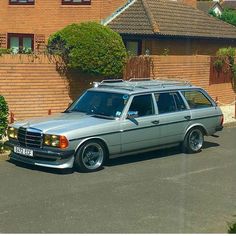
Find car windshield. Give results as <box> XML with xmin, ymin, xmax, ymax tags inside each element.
<box><xmin>66</xmin><ymin>91</ymin><xmax>129</xmax><ymax>119</ymax></box>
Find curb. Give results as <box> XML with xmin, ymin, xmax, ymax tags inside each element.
<box><xmin>224</xmin><ymin>121</ymin><xmax>236</xmax><ymax>128</ymax></box>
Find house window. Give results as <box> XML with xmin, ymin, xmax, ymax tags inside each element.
<box><xmin>8</xmin><ymin>33</ymin><xmax>34</xmax><ymax>54</ymax></box>
<box><xmin>61</xmin><ymin>0</ymin><xmax>91</xmax><ymax>5</ymax></box>
<box><xmin>125</xmin><ymin>41</ymin><xmax>142</xmax><ymax>56</ymax></box>
<box><xmin>9</xmin><ymin>0</ymin><xmax>35</xmax><ymax>5</ymax></box>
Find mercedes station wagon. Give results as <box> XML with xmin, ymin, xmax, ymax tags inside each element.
<box><xmin>6</xmin><ymin>79</ymin><xmax>224</xmax><ymax>172</ymax></box>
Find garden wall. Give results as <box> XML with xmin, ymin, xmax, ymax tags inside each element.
<box><xmin>151</xmin><ymin>55</ymin><xmax>235</xmax><ymax>105</ymax></box>
<box><xmin>0</xmin><ymin>55</ymin><xmax>99</xmax><ymax>121</ymax></box>
<box><xmin>0</xmin><ymin>54</ymin><xmax>235</xmax><ymax>121</ymax></box>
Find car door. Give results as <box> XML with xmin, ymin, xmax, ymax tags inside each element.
<box><xmin>121</xmin><ymin>94</ymin><xmax>161</xmax><ymax>153</ymax></box>
<box><xmin>155</xmin><ymin>91</ymin><xmax>191</xmax><ymax>145</ymax></box>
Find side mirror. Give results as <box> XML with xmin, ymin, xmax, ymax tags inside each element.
<box><xmin>127</xmin><ymin>111</ymin><xmax>138</xmax><ymax>119</ymax></box>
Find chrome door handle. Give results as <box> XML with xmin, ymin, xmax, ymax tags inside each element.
<box><xmin>184</xmin><ymin>116</ymin><xmax>191</xmax><ymax>120</ymax></box>
<box><xmin>151</xmin><ymin>120</ymin><xmax>160</xmax><ymax>125</ymax></box>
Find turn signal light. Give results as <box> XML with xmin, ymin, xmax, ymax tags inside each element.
<box><xmin>59</xmin><ymin>136</ymin><xmax>69</xmax><ymax>149</ymax></box>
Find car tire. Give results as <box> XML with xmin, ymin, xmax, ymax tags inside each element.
<box><xmin>74</xmin><ymin>140</ymin><xmax>107</xmax><ymax>172</ymax></box>
<box><xmin>182</xmin><ymin>127</ymin><xmax>204</xmax><ymax>154</ymax></box>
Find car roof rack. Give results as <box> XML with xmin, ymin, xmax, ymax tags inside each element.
<box><xmin>93</xmin><ymin>78</ymin><xmax>192</xmax><ymax>90</ymax></box>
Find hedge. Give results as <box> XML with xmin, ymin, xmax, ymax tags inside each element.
<box><xmin>0</xmin><ymin>95</ymin><xmax>9</xmax><ymax>138</ymax></box>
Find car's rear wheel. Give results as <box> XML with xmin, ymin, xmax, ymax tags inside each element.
<box><xmin>182</xmin><ymin>127</ymin><xmax>204</xmax><ymax>153</ymax></box>
<box><xmin>74</xmin><ymin>140</ymin><xmax>107</xmax><ymax>172</ymax></box>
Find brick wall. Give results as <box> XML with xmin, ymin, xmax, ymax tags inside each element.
<box><xmin>1</xmin><ymin>54</ymin><xmax>235</xmax><ymax>121</ymax></box>
<box><xmin>151</xmin><ymin>55</ymin><xmax>236</xmax><ymax>105</ymax></box>
<box><xmin>0</xmin><ymin>55</ymin><xmax>100</xmax><ymax>121</ymax></box>
<box><xmin>0</xmin><ymin>0</ymin><xmax>126</xmax><ymax>48</ymax></box>
<box><xmin>100</xmin><ymin>0</ymin><xmax>127</xmax><ymax>20</ymax></box>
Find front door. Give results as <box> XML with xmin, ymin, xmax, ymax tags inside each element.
<box><xmin>121</xmin><ymin>94</ymin><xmax>160</xmax><ymax>153</ymax></box>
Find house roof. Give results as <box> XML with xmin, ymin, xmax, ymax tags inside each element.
<box><xmin>197</xmin><ymin>1</ymin><xmax>222</xmax><ymax>14</ymax></box>
<box><xmin>107</xmin><ymin>0</ymin><xmax>236</xmax><ymax>39</ymax></box>
<box><xmin>221</xmin><ymin>1</ymin><xmax>236</xmax><ymax>10</ymax></box>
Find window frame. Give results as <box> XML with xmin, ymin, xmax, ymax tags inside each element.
<box><xmin>180</xmin><ymin>89</ymin><xmax>214</xmax><ymax>110</ymax></box>
<box><xmin>7</xmin><ymin>33</ymin><xmax>34</xmax><ymax>53</ymax></box>
<box><xmin>9</xmin><ymin>0</ymin><xmax>35</xmax><ymax>5</ymax></box>
<box><xmin>124</xmin><ymin>40</ymin><xmax>142</xmax><ymax>56</ymax></box>
<box><xmin>155</xmin><ymin>91</ymin><xmax>187</xmax><ymax>114</ymax></box>
<box><xmin>128</xmin><ymin>94</ymin><xmax>155</xmax><ymax>118</ymax></box>
<box><xmin>61</xmin><ymin>0</ymin><xmax>91</xmax><ymax>5</ymax></box>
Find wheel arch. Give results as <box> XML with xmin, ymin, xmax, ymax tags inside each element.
<box><xmin>74</xmin><ymin>137</ymin><xmax>110</xmax><ymax>158</ymax></box>
<box><xmin>185</xmin><ymin>123</ymin><xmax>208</xmax><ymax>138</ymax></box>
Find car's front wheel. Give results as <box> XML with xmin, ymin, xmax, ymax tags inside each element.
<box><xmin>182</xmin><ymin>127</ymin><xmax>204</xmax><ymax>153</ymax></box>
<box><xmin>74</xmin><ymin>140</ymin><xmax>107</xmax><ymax>172</ymax></box>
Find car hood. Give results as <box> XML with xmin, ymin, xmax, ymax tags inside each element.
<box><xmin>13</xmin><ymin>113</ymin><xmax>115</xmax><ymax>134</ymax></box>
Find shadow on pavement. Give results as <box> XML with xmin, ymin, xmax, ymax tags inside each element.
<box><xmin>202</xmin><ymin>141</ymin><xmax>220</xmax><ymax>149</ymax></box>
<box><xmin>7</xmin><ymin>159</ymin><xmax>74</xmax><ymax>175</ymax></box>
<box><xmin>106</xmin><ymin>146</ymin><xmax>181</xmax><ymax>167</ymax></box>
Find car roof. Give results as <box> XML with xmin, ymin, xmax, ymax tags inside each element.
<box><xmin>89</xmin><ymin>78</ymin><xmax>199</xmax><ymax>95</ymax></box>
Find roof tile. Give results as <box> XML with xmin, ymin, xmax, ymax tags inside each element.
<box><xmin>108</xmin><ymin>0</ymin><xmax>236</xmax><ymax>39</ymax></box>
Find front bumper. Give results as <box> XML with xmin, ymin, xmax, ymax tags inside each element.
<box><xmin>5</xmin><ymin>141</ymin><xmax>75</xmax><ymax>169</ymax></box>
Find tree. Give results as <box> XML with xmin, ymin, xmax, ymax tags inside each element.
<box><xmin>209</xmin><ymin>8</ymin><xmax>236</xmax><ymax>26</ymax></box>
<box><xmin>48</xmin><ymin>22</ymin><xmax>127</xmax><ymax>78</ymax></box>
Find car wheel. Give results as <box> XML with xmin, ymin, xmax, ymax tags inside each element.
<box><xmin>74</xmin><ymin>140</ymin><xmax>107</xmax><ymax>172</ymax></box>
<box><xmin>182</xmin><ymin>128</ymin><xmax>204</xmax><ymax>153</ymax></box>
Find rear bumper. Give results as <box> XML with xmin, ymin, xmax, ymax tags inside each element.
<box><xmin>5</xmin><ymin>141</ymin><xmax>75</xmax><ymax>169</ymax></box>
<box><xmin>215</xmin><ymin>125</ymin><xmax>223</xmax><ymax>132</ymax></box>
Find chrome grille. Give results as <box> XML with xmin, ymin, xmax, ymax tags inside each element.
<box><xmin>18</xmin><ymin>127</ymin><xmax>43</xmax><ymax>148</ymax></box>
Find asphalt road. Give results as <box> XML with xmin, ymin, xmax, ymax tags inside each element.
<box><xmin>0</xmin><ymin>127</ymin><xmax>236</xmax><ymax>233</ymax></box>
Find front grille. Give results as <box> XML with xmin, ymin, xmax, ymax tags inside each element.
<box><xmin>18</xmin><ymin>127</ymin><xmax>43</xmax><ymax>148</ymax></box>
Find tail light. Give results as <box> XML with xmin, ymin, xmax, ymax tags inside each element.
<box><xmin>220</xmin><ymin>115</ymin><xmax>224</xmax><ymax>126</ymax></box>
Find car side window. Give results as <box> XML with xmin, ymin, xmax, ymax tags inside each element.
<box><xmin>181</xmin><ymin>90</ymin><xmax>213</xmax><ymax>109</ymax></box>
<box><xmin>128</xmin><ymin>94</ymin><xmax>154</xmax><ymax>117</ymax></box>
<box><xmin>155</xmin><ymin>92</ymin><xmax>186</xmax><ymax>114</ymax></box>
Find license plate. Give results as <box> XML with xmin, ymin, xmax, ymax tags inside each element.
<box><xmin>14</xmin><ymin>146</ymin><xmax>34</xmax><ymax>157</ymax></box>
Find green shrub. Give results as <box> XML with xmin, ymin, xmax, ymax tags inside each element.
<box><xmin>216</xmin><ymin>47</ymin><xmax>235</xmax><ymax>65</ymax></box>
<box><xmin>0</xmin><ymin>48</ymin><xmax>11</xmax><ymax>56</ymax></box>
<box><xmin>228</xmin><ymin>222</ymin><xmax>236</xmax><ymax>233</ymax></box>
<box><xmin>0</xmin><ymin>95</ymin><xmax>9</xmax><ymax>138</ymax></box>
<box><xmin>210</xmin><ymin>8</ymin><xmax>236</xmax><ymax>26</ymax></box>
<box><xmin>220</xmin><ymin>9</ymin><xmax>236</xmax><ymax>27</ymax></box>
<box><xmin>47</xmin><ymin>22</ymin><xmax>127</xmax><ymax>78</ymax></box>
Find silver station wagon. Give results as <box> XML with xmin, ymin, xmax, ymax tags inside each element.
<box><xmin>6</xmin><ymin>79</ymin><xmax>224</xmax><ymax>172</ymax></box>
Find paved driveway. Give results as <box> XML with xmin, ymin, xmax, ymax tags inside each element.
<box><xmin>0</xmin><ymin>127</ymin><xmax>236</xmax><ymax>233</ymax></box>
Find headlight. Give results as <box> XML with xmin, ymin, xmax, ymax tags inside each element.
<box><xmin>8</xmin><ymin>127</ymin><xmax>18</xmax><ymax>139</ymax></box>
<box><xmin>43</xmin><ymin>134</ymin><xmax>69</xmax><ymax>149</ymax></box>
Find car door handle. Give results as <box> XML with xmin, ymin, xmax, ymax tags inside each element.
<box><xmin>184</xmin><ymin>116</ymin><xmax>191</xmax><ymax>120</ymax></box>
<box><xmin>151</xmin><ymin>120</ymin><xmax>160</xmax><ymax>125</ymax></box>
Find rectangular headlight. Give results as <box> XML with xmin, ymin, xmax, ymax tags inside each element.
<box><xmin>43</xmin><ymin>134</ymin><xmax>69</xmax><ymax>149</ymax></box>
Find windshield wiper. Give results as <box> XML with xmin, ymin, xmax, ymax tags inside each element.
<box><xmin>63</xmin><ymin>110</ymin><xmax>86</xmax><ymax>114</ymax></box>
<box><xmin>91</xmin><ymin>113</ymin><xmax>115</xmax><ymax>120</ymax></box>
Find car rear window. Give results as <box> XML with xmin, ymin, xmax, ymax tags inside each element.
<box><xmin>181</xmin><ymin>90</ymin><xmax>213</xmax><ymax>109</ymax></box>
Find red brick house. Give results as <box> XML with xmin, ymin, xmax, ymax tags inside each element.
<box><xmin>106</xmin><ymin>0</ymin><xmax>236</xmax><ymax>55</ymax></box>
<box><xmin>0</xmin><ymin>0</ymin><xmax>127</xmax><ymax>53</ymax></box>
